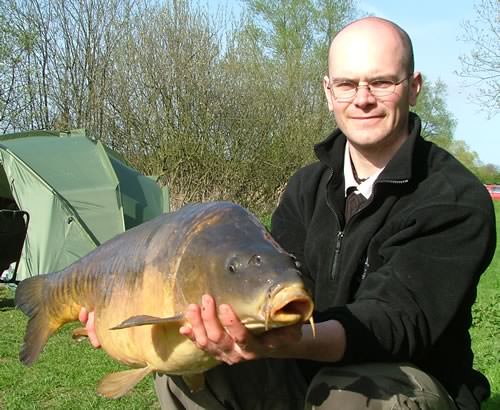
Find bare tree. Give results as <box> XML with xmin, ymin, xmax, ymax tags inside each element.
<box><xmin>50</xmin><ymin>0</ymin><xmax>136</xmax><ymax>134</ymax></box>
<box><xmin>0</xmin><ymin>0</ymin><xmax>136</xmax><ymax>132</ymax></box>
<box><xmin>1</xmin><ymin>0</ymin><xmax>52</xmax><ymax>130</ymax></box>
<box><xmin>0</xmin><ymin>11</ymin><xmax>21</xmax><ymax>130</ymax></box>
<box><xmin>3</xmin><ymin>0</ymin><xmax>484</xmax><ymax>214</ymax></box>
<box><xmin>457</xmin><ymin>0</ymin><xmax>500</xmax><ymax>117</ymax></box>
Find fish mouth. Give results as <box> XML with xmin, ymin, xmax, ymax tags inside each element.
<box><xmin>263</xmin><ymin>283</ymin><xmax>314</xmax><ymax>331</ymax></box>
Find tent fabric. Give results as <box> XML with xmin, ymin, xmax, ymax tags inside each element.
<box><xmin>106</xmin><ymin>152</ymin><xmax>169</xmax><ymax>230</ymax></box>
<box><xmin>0</xmin><ymin>129</ymin><xmax>169</xmax><ymax>282</ymax></box>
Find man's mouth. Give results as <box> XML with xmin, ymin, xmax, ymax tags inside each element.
<box><xmin>350</xmin><ymin>114</ymin><xmax>384</xmax><ymax>120</ymax></box>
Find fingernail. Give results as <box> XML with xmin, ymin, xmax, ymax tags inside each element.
<box><xmin>219</xmin><ymin>304</ymin><xmax>229</xmax><ymax>314</ymax></box>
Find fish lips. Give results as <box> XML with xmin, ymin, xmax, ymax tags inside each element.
<box><xmin>241</xmin><ymin>280</ymin><xmax>314</xmax><ymax>332</ymax></box>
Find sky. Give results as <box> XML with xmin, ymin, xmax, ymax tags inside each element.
<box><xmin>203</xmin><ymin>0</ymin><xmax>499</xmax><ymax>166</ymax></box>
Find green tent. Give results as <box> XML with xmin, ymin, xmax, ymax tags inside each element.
<box><xmin>0</xmin><ymin>129</ymin><xmax>169</xmax><ymax>283</ymax></box>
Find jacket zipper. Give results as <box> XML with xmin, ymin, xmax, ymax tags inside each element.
<box><xmin>344</xmin><ymin>179</ymin><xmax>409</xmax><ymax>282</ymax></box>
<box><xmin>324</xmin><ymin>169</ymin><xmax>344</xmax><ymax>281</ymax></box>
<box><xmin>361</xmin><ymin>257</ymin><xmax>370</xmax><ymax>281</ymax></box>
<box><xmin>325</xmin><ymin>172</ymin><xmax>409</xmax><ymax>282</ymax></box>
<box><xmin>330</xmin><ymin>231</ymin><xmax>344</xmax><ymax>280</ymax></box>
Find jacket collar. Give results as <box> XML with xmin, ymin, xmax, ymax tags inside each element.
<box><xmin>314</xmin><ymin>112</ymin><xmax>422</xmax><ymax>184</ymax></box>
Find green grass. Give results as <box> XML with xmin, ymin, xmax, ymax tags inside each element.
<box><xmin>0</xmin><ymin>293</ymin><xmax>159</xmax><ymax>409</ymax></box>
<box><xmin>470</xmin><ymin>201</ymin><xmax>500</xmax><ymax>410</ymax></box>
<box><xmin>0</xmin><ymin>202</ymin><xmax>499</xmax><ymax>409</ymax></box>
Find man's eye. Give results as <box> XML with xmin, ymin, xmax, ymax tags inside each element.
<box><xmin>370</xmin><ymin>80</ymin><xmax>393</xmax><ymax>89</ymax></box>
<box><xmin>334</xmin><ymin>82</ymin><xmax>356</xmax><ymax>90</ymax></box>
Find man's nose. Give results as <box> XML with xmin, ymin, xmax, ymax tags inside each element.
<box><xmin>353</xmin><ymin>84</ymin><xmax>376</xmax><ymax>106</ymax></box>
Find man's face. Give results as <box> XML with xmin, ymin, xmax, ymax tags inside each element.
<box><xmin>323</xmin><ymin>21</ymin><xmax>421</xmax><ymax>154</ymax></box>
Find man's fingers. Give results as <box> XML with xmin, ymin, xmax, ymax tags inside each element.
<box><xmin>78</xmin><ymin>307</ymin><xmax>88</xmax><ymax>324</ymax></box>
<box><xmin>201</xmin><ymin>295</ymin><xmax>227</xmax><ymax>343</ymax></box>
<box><xmin>180</xmin><ymin>295</ymin><xmax>259</xmax><ymax>364</ymax></box>
<box><xmin>179</xmin><ymin>324</ymin><xmax>193</xmax><ymax>338</ymax></box>
<box><xmin>218</xmin><ymin>304</ymin><xmax>248</xmax><ymax>347</ymax></box>
<box><xmin>86</xmin><ymin>311</ymin><xmax>101</xmax><ymax>348</ymax></box>
<box><xmin>186</xmin><ymin>303</ymin><xmax>209</xmax><ymax>348</ymax></box>
<box><xmin>78</xmin><ymin>307</ymin><xmax>101</xmax><ymax>348</ymax></box>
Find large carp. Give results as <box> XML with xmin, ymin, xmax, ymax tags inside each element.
<box><xmin>15</xmin><ymin>201</ymin><xmax>314</xmax><ymax>399</ymax></box>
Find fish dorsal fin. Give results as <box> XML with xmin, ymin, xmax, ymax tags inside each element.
<box><xmin>182</xmin><ymin>373</ymin><xmax>206</xmax><ymax>392</ymax></box>
<box><xmin>97</xmin><ymin>366</ymin><xmax>152</xmax><ymax>399</ymax></box>
<box><xmin>110</xmin><ymin>313</ymin><xmax>185</xmax><ymax>330</ymax></box>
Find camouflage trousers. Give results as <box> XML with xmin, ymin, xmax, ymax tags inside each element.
<box><xmin>154</xmin><ymin>360</ymin><xmax>458</xmax><ymax>410</ymax></box>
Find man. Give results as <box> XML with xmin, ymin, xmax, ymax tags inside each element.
<box><xmin>82</xmin><ymin>17</ymin><xmax>496</xmax><ymax>409</ymax></box>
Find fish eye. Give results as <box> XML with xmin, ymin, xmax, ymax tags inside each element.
<box><xmin>249</xmin><ymin>254</ymin><xmax>262</xmax><ymax>266</ymax></box>
<box><xmin>227</xmin><ymin>256</ymin><xmax>239</xmax><ymax>273</ymax></box>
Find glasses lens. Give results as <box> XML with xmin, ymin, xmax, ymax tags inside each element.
<box><xmin>369</xmin><ymin>80</ymin><xmax>396</xmax><ymax>97</ymax></box>
<box><xmin>331</xmin><ymin>81</ymin><xmax>356</xmax><ymax>100</ymax></box>
<box><xmin>330</xmin><ymin>76</ymin><xmax>406</xmax><ymax>101</ymax></box>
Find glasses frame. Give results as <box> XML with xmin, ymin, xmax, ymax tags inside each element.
<box><xmin>327</xmin><ymin>74</ymin><xmax>413</xmax><ymax>102</ymax></box>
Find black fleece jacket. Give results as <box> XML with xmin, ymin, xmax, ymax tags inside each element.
<box><xmin>271</xmin><ymin>113</ymin><xmax>496</xmax><ymax>410</ymax></box>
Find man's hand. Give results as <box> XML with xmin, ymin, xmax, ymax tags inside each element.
<box><xmin>179</xmin><ymin>294</ymin><xmax>302</xmax><ymax>365</ymax></box>
<box><xmin>78</xmin><ymin>307</ymin><xmax>101</xmax><ymax>348</ymax></box>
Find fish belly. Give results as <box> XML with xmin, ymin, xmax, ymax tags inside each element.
<box><xmin>93</xmin><ymin>270</ymin><xmax>218</xmax><ymax>375</ymax></box>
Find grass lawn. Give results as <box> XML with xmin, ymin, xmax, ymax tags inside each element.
<box><xmin>469</xmin><ymin>200</ymin><xmax>500</xmax><ymax>409</ymax></box>
<box><xmin>0</xmin><ymin>295</ymin><xmax>159</xmax><ymax>409</ymax></box>
<box><xmin>0</xmin><ymin>202</ymin><xmax>498</xmax><ymax>409</ymax></box>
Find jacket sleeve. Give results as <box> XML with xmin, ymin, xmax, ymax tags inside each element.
<box><xmin>334</xmin><ymin>200</ymin><xmax>496</xmax><ymax>363</ymax></box>
<box><xmin>271</xmin><ymin>164</ymin><xmax>324</xmax><ymax>290</ymax></box>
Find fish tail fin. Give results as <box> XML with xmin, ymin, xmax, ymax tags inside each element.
<box><xmin>97</xmin><ymin>366</ymin><xmax>153</xmax><ymax>399</ymax></box>
<box><xmin>15</xmin><ymin>275</ymin><xmax>59</xmax><ymax>366</ymax></box>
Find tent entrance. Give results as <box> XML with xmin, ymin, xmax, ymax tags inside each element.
<box><xmin>0</xmin><ymin>206</ymin><xmax>29</xmax><ymax>283</ymax></box>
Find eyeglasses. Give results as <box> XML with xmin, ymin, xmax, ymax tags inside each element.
<box><xmin>327</xmin><ymin>74</ymin><xmax>412</xmax><ymax>102</ymax></box>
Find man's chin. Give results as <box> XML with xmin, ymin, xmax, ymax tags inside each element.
<box><xmin>345</xmin><ymin>130</ymin><xmax>386</xmax><ymax>148</ymax></box>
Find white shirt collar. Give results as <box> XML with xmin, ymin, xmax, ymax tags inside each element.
<box><xmin>343</xmin><ymin>143</ymin><xmax>384</xmax><ymax>199</ymax></box>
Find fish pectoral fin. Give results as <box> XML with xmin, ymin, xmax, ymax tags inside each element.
<box><xmin>97</xmin><ymin>366</ymin><xmax>152</xmax><ymax>399</ymax></box>
<box><xmin>110</xmin><ymin>313</ymin><xmax>185</xmax><ymax>330</ymax></box>
<box><xmin>71</xmin><ymin>327</ymin><xmax>88</xmax><ymax>342</ymax></box>
<box><xmin>182</xmin><ymin>373</ymin><xmax>206</xmax><ymax>392</ymax></box>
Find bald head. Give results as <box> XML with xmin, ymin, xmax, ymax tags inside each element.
<box><xmin>328</xmin><ymin>17</ymin><xmax>415</xmax><ymax>77</ymax></box>
<box><xmin>322</xmin><ymin>16</ymin><xmax>422</xmax><ymax>166</ymax></box>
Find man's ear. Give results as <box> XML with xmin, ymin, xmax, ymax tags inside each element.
<box><xmin>409</xmin><ymin>72</ymin><xmax>422</xmax><ymax>106</ymax></box>
<box><xmin>323</xmin><ymin>75</ymin><xmax>335</xmax><ymax>112</ymax></box>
